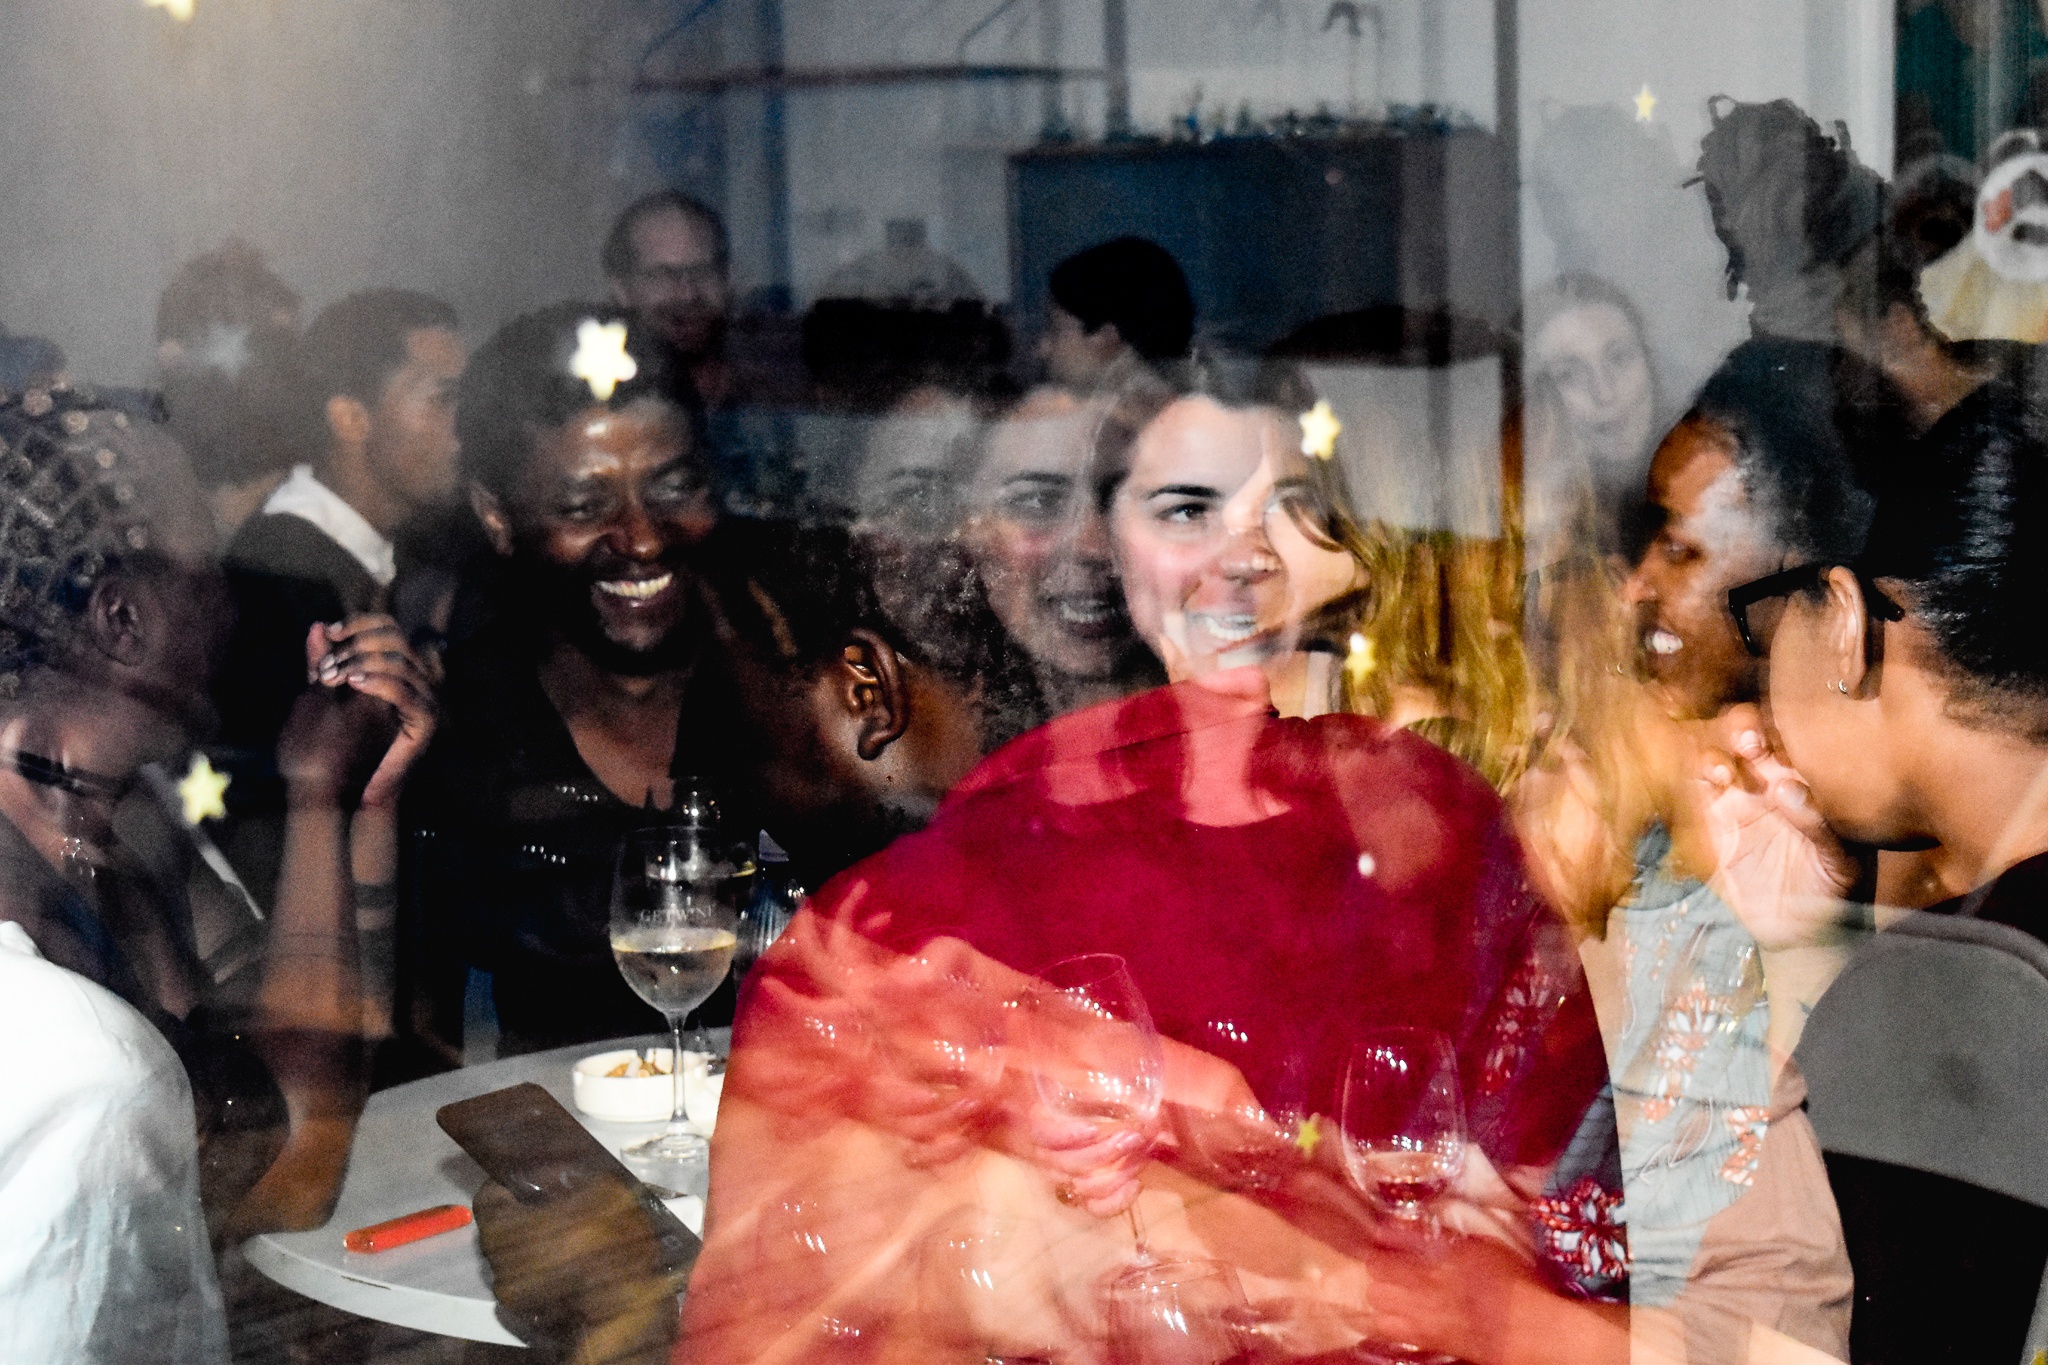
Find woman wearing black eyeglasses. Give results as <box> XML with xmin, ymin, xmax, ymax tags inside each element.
<box><xmin>1707</xmin><ymin>376</ymin><xmax>2048</xmax><ymax>1364</ymax></box>
<box><xmin>1716</xmin><ymin>376</ymin><xmax>2048</xmax><ymax>940</ymax></box>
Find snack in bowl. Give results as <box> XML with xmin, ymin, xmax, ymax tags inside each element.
<box><xmin>572</xmin><ymin>1047</ymin><xmax>720</xmax><ymax>1125</ymax></box>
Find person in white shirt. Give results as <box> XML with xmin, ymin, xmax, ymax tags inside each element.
<box><xmin>211</xmin><ymin>288</ymin><xmax>464</xmax><ymax>916</ymax></box>
<box><xmin>0</xmin><ymin>918</ymin><xmax>229</xmax><ymax>1365</ymax></box>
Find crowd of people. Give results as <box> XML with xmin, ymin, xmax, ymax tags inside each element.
<box><xmin>7</xmin><ymin>90</ymin><xmax>2048</xmax><ymax>1365</ymax></box>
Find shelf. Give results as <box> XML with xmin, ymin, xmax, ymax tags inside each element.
<box><xmin>629</xmin><ymin>63</ymin><xmax>1105</xmax><ymax>95</ymax></box>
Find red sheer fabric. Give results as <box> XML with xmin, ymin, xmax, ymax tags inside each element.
<box><xmin>682</xmin><ymin>670</ymin><xmax>1606</xmax><ymax>1362</ymax></box>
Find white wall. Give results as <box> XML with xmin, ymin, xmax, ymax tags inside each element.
<box><xmin>0</xmin><ymin>0</ymin><xmax>697</xmax><ymax>384</ymax></box>
<box><xmin>1517</xmin><ymin>0</ymin><xmax>1895</xmax><ymax>404</ymax></box>
<box><xmin>0</xmin><ymin>0</ymin><xmax>1897</xmax><ymax>393</ymax></box>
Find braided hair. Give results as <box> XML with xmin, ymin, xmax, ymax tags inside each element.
<box><xmin>1693</xmin><ymin>97</ymin><xmax>1885</xmax><ymax>300</ymax></box>
<box><xmin>0</xmin><ymin>382</ymin><xmax>155</xmax><ymax>698</ymax></box>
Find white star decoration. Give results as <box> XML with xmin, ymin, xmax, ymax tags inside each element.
<box><xmin>570</xmin><ymin>320</ymin><xmax>637</xmax><ymax>401</ymax></box>
<box><xmin>1299</xmin><ymin>399</ymin><xmax>1342</xmax><ymax>460</ymax></box>
<box><xmin>177</xmin><ymin>754</ymin><xmax>230</xmax><ymax>825</ymax></box>
<box><xmin>195</xmin><ymin>322</ymin><xmax>253</xmax><ymax>379</ymax></box>
<box><xmin>1634</xmin><ymin>84</ymin><xmax>1657</xmax><ymax>122</ymax></box>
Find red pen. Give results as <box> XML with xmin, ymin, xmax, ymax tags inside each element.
<box><xmin>343</xmin><ymin>1203</ymin><xmax>473</xmax><ymax>1253</ymax></box>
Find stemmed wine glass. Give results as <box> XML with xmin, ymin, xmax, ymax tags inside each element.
<box><xmin>1022</xmin><ymin>953</ymin><xmax>1164</xmax><ymax>1259</ymax></box>
<box><xmin>1193</xmin><ymin>1017</ymin><xmax>1312</xmax><ymax>1193</ymax></box>
<box><xmin>1105</xmin><ymin>1257</ymin><xmax>1255</xmax><ymax>1365</ymax></box>
<box><xmin>1338</xmin><ymin>1027</ymin><xmax>1466</xmax><ymax>1363</ymax></box>
<box><xmin>609</xmin><ymin>819</ymin><xmax>749</xmax><ymax>1189</ymax></box>
<box><xmin>871</xmin><ymin>937</ymin><xmax>1009</xmax><ymax>1142</ymax></box>
<box><xmin>916</xmin><ymin>1208</ymin><xmax>1052</xmax><ymax>1363</ymax></box>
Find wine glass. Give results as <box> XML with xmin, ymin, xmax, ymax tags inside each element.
<box><xmin>1022</xmin><ymin>953</ymin><xmax>1163</xmax><ymax>1257</ymax></box>
<box><xmin>1193</xmin><ymin>1017</ymin><xmax>1311</xmax><ymax>1193</ymax></box>
<box><xmin>1338</xmin><ymin>1027</ymin><xmax>1465</xmax><ymax>1364</ymax></box>
<box><xmin>609</xmin><ymin>821</ymin><xmax>748</xmax><ymax>1190</ymax></box>
<box><xmin>732</xmin><ymin>864</ymin><xmax>805</xmax><ymax>984</ymax></box>
<box><xmin>751</xmin><ymin>1193</ymin><xmax>882</xmax><ymax>1353</ymax></box>
<box><xmin>1339</xmin><ymin>1028</ymin><xmax>1465</xmax><ymax>1226</ymax></box>
<box><xmin>1105</xmin><ymin>1257</ymin><xmax>1254</xmax><ymax>1365</ymax></box>
<box><xmin>916</xmin><ymin>1208</ymin><xmax>1052</xmax><ymax>1363</ymax></box>
<box><xmin>670</xmin><ymin>782</ymin><xmax>757</xmax><ymax>1065</ymax></box>
<box><xmin>869</xmin><ymin>936</ymin><xmax>1009</xmax><ymax>1155</ymax></box>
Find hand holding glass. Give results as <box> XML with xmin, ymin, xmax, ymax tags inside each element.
<box><xmin>1023</xmin><ymin>953</ymin><xmax>1163</xmax><ymax>1254</ymax></box>
<box><xmin>1338</xmin><ymin>1027</ymin><xmax>1465</xmax><ymax>1364</ymax></box>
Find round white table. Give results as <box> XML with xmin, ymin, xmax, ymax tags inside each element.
<box><xmin>243</xmin><ymin>1031</ymin><xmax>725</xmax><ymax>1347</ymax></box>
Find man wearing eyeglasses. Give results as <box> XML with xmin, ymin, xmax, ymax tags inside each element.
<box><xmin>603</xmin><ymin>190</ymin><xmax>735</xmax><ymax>409</ymax></box>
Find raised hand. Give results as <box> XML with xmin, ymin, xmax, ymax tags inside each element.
<box><xmin>282</xmin><ymin>616</ymin><xmax>438</xmax><ymax>810</ymax></box>
<box><xmin>1699</xmin><ymin>705</ymin><xmax>1860</xmax><ymax>950</ymax></box>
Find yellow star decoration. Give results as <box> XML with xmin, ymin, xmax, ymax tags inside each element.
<box><xmin>177</xmin><ymin>754</ymin><xmax>230</xmax><ymax>825</ymax></box>
<box><xmin>145</xmin><ymin>0</ymin><xmax>196</xmax><ymax>19</ymax></box>
<box><xmin>569</xmin><ymin>320</ymin><xmax>638</xmax><ymax>401</ymax></box>
<box><xmin>1298</xmin><ymin>400</ymin><xmax>1342</xmax><ymax>460</ymax></box>
<box><xmin>1294</xmin><ymin>1112</ymin><xmax>1325</xmax><ymax>1158</ymax></box>
<box><xmin>1344</xmin><ymin>631</ymin><xmax>1376</xmax><ymax>691</ymax></box>
<box><xmin>1634</xmin><ymin>84</ymin><xmax>1657</xmax><ymax>122</ymax></box>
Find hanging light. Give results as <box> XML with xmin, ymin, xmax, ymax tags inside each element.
<box><xmin>145</xmin><ymin>0</ymin><xmax>195</xmax><ymax>20</ymax></box>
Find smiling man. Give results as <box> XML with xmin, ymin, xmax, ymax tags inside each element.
<box><xmin>402</xmin><ymin>303</ymin><xmax>730</xmax><ymax>1057</ymax></box>
<box><xmin>1623</xmin><ymin>338</ymin><xmax>1903</xmax><ymax>719</ymax></box>
<box><xmin>603</xmin><ymin>192</ymin><xmax>733</xmax><ymax>409</ymax></box>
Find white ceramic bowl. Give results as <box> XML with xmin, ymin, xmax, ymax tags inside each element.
<box><xmin>571</xmin><ymin>1048</ymin><xmax>722</xmax><ymax>1126</ymax></box>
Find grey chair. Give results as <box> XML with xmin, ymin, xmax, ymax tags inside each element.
<box><xmin>1796</xmin><ymin>911</ymin><xmax>2048</xmax><ymax>1365</ymax></box>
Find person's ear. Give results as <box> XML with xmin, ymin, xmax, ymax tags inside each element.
<box><xmin>1822</xmin><ymin>566</ymin><xmax>1874</xmax><ymax>695</ymax></box>
<box><xmin>833</xmin><ymin>628</ymin><xmax>912</xmax><ymax>762</ymax></box>
<box><xmin>84</xmin><ymin>574</ymin><xmax>149</xmax><ymax>668</ymax></box>
<box><xmin>325</xmin><ymin>393</ymin><xmax>372</xmax><ymax>453</ymax></box>
<box><xmin>469</xmin><ymin>482</ymin><xmax>515</xmax><ymax>557</ymax></box>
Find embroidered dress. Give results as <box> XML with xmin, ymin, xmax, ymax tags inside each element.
<box><xmin>1607</xmin><ymin>825</ymin><xmax>1773</xmax><ymax>1307</ymax></box>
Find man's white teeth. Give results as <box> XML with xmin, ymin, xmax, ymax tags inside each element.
<box><xmin>1054</xmin><ymin>599</ymin><xmax>1113</xmax><ymax>626</ymax></box>
<box><xmin>598</xmin><ymin>573</ymin><xmax>672</xmax><ymax>601</ymax></box>
<box><xmin>1647</xmin><ymin>628</ymin><xmax>1683</xmax><ymax>656</ymax></box>
<box><xmin>1193</xmin><ymin>613</ymin><xmax>1259</xmax><ymax>644</ymax></box>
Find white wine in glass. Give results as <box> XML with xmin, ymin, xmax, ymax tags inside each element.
<box><xmin>610</xmin><ymin>821</ymin><xmax>746</xmax><ymax>1186</ymax></box>
<box><xmin>614</xmin><ymin>924</ymin><xmax>741</xmax><ymax>1013</ymax></box>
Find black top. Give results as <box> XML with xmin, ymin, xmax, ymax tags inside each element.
<box><xmin>217</xmin><ymin>510</ymin><xmax>383</xmax><ymax>756</ymax></box>
<box><xmin>1827</xmin><ymin>852</ymin><xmax>2048</xmax><ymax>1365</ymax></box>
<box><xmin>212</xmin><ymin>510</ymin><xmax>387</xmax><ymax>911</ymax></box>
<box><xmin>401</xmin><ymin>619</ymin><xmax>737</xmax><ymax>1057</ymax></box>
<box><xmin>1937</xmin><ymin>848</ymin><xmax>2048</xmax><ymax>942</ymax></box>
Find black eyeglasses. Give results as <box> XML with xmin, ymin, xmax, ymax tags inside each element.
<box><xmin>1726</xmin><ymin>564</ymin><xmax>1905</xmax><ymax>658</ymax></box>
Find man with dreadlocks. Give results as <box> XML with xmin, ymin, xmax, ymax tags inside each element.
<box><xmin>0</xmin><ymin>381</ymin><xmax>437</xmax><ymax>1361</ymax></box>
